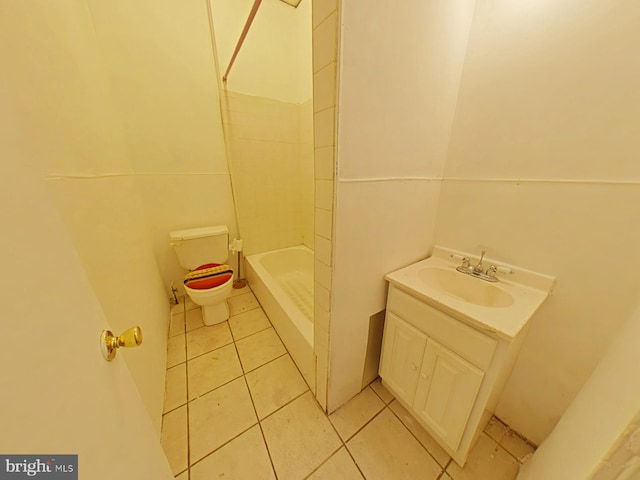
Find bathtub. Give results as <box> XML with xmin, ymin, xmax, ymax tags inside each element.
<box><xmin>245</xmin><ymin>245</ymin><xmax>315</xmax><ymax>390</ymax></box>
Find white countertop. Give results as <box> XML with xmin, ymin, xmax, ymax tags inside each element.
<box><xmin>385</xmin><ymin>246</ymin><xmax>555</xmax><ymax>340</ymax></box>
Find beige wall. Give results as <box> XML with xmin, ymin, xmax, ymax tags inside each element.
<box><xmin>88</xmin><ymin>0</ymin><xmax>238</xmax><ymax>294</ymax></box>
<box><xmin>518</xmin><ymin>306</ymin><xmax>640</xmax><ymax>479</ymax></box>
<box><xmin>328</xmin><ymin>0</ymin><xmax>640</xmax><ymax>448</ymax></box>
<box><xmin>436</xmin><ymin>0</ymin><xmax>640</xmax><ymax>444</ymax></box>
<box><xmin>328</xmin><ymin>0</ymin><xmax>476</xmax><ymax>411</ymax></box>
<box><xmin>1</xmin><ymin>131</ymin><xmax>174</xmax><ymax>480</ymax></box>
<box><xmin>211</xmin><ymin>0</ymin><xmax>312</xmax><ymax>103</ymax></box>
<box><xmin>46</xmin><ymin>177</ymin><xmax>170</xmax><ymax>435</ymax></box>
<box><xmin>0</xmin><ymin>0</ymin><xmax>245</xmax><ymax>432</ymax></box>
<box><xmin>0</xmin><ymin>1</ymin><xmax>171</xmax><ymax>433</ymax></box>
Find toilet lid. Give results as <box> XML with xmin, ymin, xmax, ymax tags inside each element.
<box><xmin>184</xmin><ymin>263</ymin><xmax>233</xmax><ymax>290</ymax></box>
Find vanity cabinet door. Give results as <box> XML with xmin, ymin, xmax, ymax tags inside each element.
<box><xmin>413</xmin><ymin>338</ymin><xmax>484</xmax><ymax>451</ymax></box>
<box><xmin>379</xmin><ymin>312</ymin><xmax>427</xmax><ymax>403</ymax></box>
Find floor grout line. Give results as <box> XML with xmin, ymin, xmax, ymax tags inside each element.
<box><xmin>239</xmin><ymin>284</ymin><xmax>320</xmax><ymax>478</ymax></box>
<box><xmin>319</xmin><ymin>387</ymin><xmax>384</xmax><ymax>479</ymax></box>
<box><xmin>386</xmin><ymin>399</ymin><xmax>450</xmax><ymax>470</ymax></box>
<box><xmin>241</xmin><ymin>351</ymin><xmax>289</xmax><ymax>375</ymax></box>
<box><xmin>369</xmin><ymin>380</ymin><xmax>395</xmax><ymax>406</ymax></box>
<box><xmin>173</xmin><ymin>286</ymin><xmax>311</xmax><ymax>478</ymax></box>
<box><xmin>242</xmin><ymin>351</ymin><xmax>290</xmax><ymax>376</ymax></box>
<box><xmin>187</xmin><ymin>421</ymin><xmax>260</xmax><ymax>471</ymax></box>
<box><xmin>306</xmin><ymin>394</ymin><xmax>354</xmax><ymax>479</ymax></box>
<box><xmin>165</xmin><ymin>284</ymin><xmax>504</xmax><ymax>480</ymax></box>
<box><xmin>336</xmin><ymin>397</ymin><xmax>387</xmax><ymax>444</ymax></box>
<box><xmin>240</xmin><ymin>367</ymin><xmax>279</xmax><ymax>479</ymax></box>
<box><xmin>230</xmin><ymin>323</ymin><xmax>272</xmax><ymax>342</ymax></box>
<box><xmin>183</xmin><ymin>312</ymin><xmax>191</xmax><ymax>480</ymax></box>
<box><xmin>171</xmin><ymin>394</ymin><xmax>284</xmax><ymax>470</ymax></box>
<box><xmin>444</xmin><ymin>458</ymin><xmax>453</xmax><ymax>476</ymax></box>
<box><xmin>344</xmin><ymin>443</ymin><xmax>367</xmax><ymax>480</ymax></box>
<box><xmin>248</xmin><ymin>297</ymin><xmax>316</xmax><ymax>396</ymax></box>
<box><xmin>162</xmin><ymin>401</ymin><xmax>187</xmax><ymax>416</ymax></box>
<box><xmin>258</xmin><ymin>388</ymin><xmax>310</xmax><ymax>423</ymax></box>
<box><xmin>302</xmin><ymin>444</ymin><xmax>344</xmax><ymax>480</ymax></box>
<box><xmin>186</xmin><ymin>371</ymin><xmax>245</xmax><ymax>404</ymax></box>
<box><xmin>183</xmin><ymin>314</ymin><xmax>262</xmax><ymax>473</ymax></box>
<box><xmin>229</xmin><ymin>314</ymin><xmax>278</xmax><ymax>480</ymax></box>
<box><xmin>184</xmin><ymin>339</ymin><xmax>235</xmax><ymax>363</ymax></box>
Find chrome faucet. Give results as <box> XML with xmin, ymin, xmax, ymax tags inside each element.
<box><xmin>454</xmin><ymin>250</ymin><xmax>500</xmax><ymax>283</ymax></box>
<box><xmin>461</xmin><ymin>256</ymin><xmax>471</xmax><ymax>271</ymax></box>
<box><xmin>473</xmin><ymin>250</ymin><xmax>486</xmax><ymax>275</ymax></box>
<box><xmin>486</xmin><ymin>264</ymin><xmax>498</xmax><ymax>278</ymax></box>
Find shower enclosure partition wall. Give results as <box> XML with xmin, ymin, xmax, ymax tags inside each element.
<box><xmin>209</xmin><ymin>0</ymin><xmax>316</xmax><ymax>391</ymax></box>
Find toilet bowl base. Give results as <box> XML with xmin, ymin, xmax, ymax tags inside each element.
<box><xmin>202</xmin><ymin>301</ymin><xmax>230</xmax><ymax>326</ymax></box>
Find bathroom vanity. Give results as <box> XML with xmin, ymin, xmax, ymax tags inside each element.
<box><xmin>379</xmin><ymin>247</ymin><xmax>554</xmax><ymax>467</ymax></box>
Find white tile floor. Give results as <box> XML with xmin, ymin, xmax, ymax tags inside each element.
<box><xmin>161</xmin><ymin>285</ymin><xmax>534</xmax><ymax>479</ymax></box>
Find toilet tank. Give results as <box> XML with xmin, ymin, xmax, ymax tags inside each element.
<box><xmin>170</xmin><ymin>225</ymin><xmax>229</xmax><ymax>270</ymax></box>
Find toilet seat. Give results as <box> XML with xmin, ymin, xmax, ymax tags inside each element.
<box><xmin>184</xmin><ymin>263</ymin><xmax>233</xmax><ymax>290</ymax></box>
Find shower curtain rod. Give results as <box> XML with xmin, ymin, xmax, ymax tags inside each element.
<box><xmin>222</xmin><ymin>0</ymin><xmax>263</xmax><ymax>83</ymax></box>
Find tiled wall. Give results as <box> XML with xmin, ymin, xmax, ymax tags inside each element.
<box><xmin>299</xmin><ymin>98</ymin><xmax>315</xmax><ymax>250</ymax></box>
<box><xmin>222</xmin><ymin>91</ymin><xmax>314</xmax><ymax>256</ymax></box>
<box><xmin>312</xmin><ymin>0</ymin><xmax>339</xmax><ymax>410</ymax></box>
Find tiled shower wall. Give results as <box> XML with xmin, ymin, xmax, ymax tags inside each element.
<box><xmin>299</xmin><ymin>98</ymin><xmax>315</xmax><ymax>250</ymax></box>
<box><xmin>312</xmin><ymin>0</ymin><xmax>339</xmax><ymax>410</ymax></box>
<box><xmin>221</xmin><ymin>91</ymin><xmax>314</xmax><ymax>256</ymax></box>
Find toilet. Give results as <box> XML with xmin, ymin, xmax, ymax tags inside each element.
<box><xmin>170</xmin><ymin>225</ymin><xmax>234</xmax><ymax>326</ymax></box>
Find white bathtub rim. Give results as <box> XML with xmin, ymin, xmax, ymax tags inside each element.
<box><xmin>245</xmin><ymin>245</ymin><xmax>314</xmax><ymax>347</ymax></box>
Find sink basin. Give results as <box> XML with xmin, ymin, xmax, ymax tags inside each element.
<box><xmin>417</xmin><ymin>267</ymin><xmax>514</xmax><ymax>308</ymax></box>
<box><xmin>385</xmin><ymin>246</ymin><xmax>555</xmax><ymax>339</ymax></box>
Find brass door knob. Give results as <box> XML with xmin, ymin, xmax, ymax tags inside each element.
<box><xmin>100</xmin><ymin>326</ymin><xmax>143</xmax><ymax>361</ymax></box>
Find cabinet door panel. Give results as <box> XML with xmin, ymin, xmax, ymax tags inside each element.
<box><xmin>413</xmin><ymin>338</ymin><xmax>484</xmax><ymax>451</ymax></box>
<box><xmin>379</xmin><ymin>313</ymin><xmax>427</xmax><ymax>403</ymax></box>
